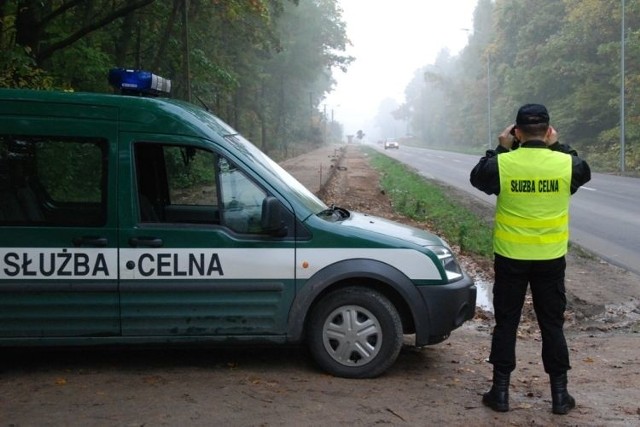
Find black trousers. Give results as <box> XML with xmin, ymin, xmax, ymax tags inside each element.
<box><xmin>489</xmin><ymin>254</ymin><xmax>571</xmax><ymax>376</ymax></box>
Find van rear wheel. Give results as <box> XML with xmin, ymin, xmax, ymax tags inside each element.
<box><xmin>307</xmin><ymin>287</ymin><xmax>403</xmax><ymax>378</ymax></box>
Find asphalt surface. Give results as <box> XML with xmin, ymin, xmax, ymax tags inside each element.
<box><xmin>374</xmin><ymin>144</ymin><xmax>640</xmax><ymax>275</ymax></box>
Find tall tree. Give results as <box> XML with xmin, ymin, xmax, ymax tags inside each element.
<box><xmin>15</xmin><ymin>0</ymin><xmax>155</xmax><ymax>64</ymax></box>
<box><xmin>401</xmin><ymin>0</ymin><xmax>640</xmax><ymax>172</ymax></box>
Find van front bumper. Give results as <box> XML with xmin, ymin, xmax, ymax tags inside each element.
<box><xmin>414</xmin><ymin>272</ymin><xmax>477</xmax><ymax>346</ymax></box>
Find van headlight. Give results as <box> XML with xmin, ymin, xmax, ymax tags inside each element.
<box><xmin>426</xmin><ymin>245</ymin><xmax>463</xmax><ymax>283</ymax></box>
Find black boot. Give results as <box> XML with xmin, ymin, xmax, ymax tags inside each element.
<box><xmin>482</xmin><ymin>370</ymin><xmax>510</xmax><ymax>412</ymax></box>
<box><xmin>550</xmin><ymin>373</ymin><xmax>576</xmax><ymax>415</ymax></box>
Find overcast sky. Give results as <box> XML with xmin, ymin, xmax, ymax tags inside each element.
<box><xmin>325</xmin><ymin>0</ymin><xmax>478</xmax><ymax>139</ymax></box>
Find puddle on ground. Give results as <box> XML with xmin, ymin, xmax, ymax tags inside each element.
<box><xmin>475</xmin><ymin>278</ymin><xmax>493</xmax><ymax>312</ymax></box>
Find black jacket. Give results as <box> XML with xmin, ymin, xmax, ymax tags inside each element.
<box><xmin>469</xmin><ymin>140</ymin><xmax>592</xmax><ymax>196</ymax></box>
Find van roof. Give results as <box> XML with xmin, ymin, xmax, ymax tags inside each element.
<box><xmin>0</xmin><ymin>88</ymin><xmax>232</xmax><ymax>138</ymax></box>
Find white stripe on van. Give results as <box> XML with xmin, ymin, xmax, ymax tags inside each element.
<box><xmin>296</xmin><ymin>248</ymin><xmax>440</xmax><ymax>280</ymax></box>
<box><xmin>1</xmin><ymin>247</ymin><xmax>441</xmax><ymax>281</ymax></box>
<box><xmin>0</xmin><ymin>248</ymin><xmax>117</xmax><ymax>280</ymax></box>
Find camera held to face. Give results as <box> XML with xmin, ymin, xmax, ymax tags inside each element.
<box><xmin>509</xmin><ymin>125</ymin><xmax>520</xmax><ymax>149</ymax></box>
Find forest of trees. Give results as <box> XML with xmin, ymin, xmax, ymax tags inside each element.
<box><xmin>0</xmin><ymin>0</ymin><xmax>352</xmax><ymax>158</ymax></box>
<box><xmin>401</xmin><ymin>0</ymin><xmax>639</xmax><ymax>173</ymax></box>
<box><xmin>1</xmin><ymin>1</ymin><xmax>638</xmax><ymax>173</ymax></box>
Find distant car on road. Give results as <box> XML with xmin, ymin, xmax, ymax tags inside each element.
<box><xmin>384</xmin><ymin>139</ymin><xmax>399</xmax><ymax>149</ymax></box>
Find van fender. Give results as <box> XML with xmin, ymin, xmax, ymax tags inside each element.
<box><xmin>286</xmin><ymin>258</ymin><xmax>431</xmax><ymax>342</ymax></box>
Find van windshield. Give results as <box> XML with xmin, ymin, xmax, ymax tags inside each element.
<box><xmin>213</xmin><ymin>121</ymin><xmax>328</xmax><ymax>215</ymax></box>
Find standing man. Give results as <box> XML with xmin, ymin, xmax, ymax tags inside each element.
<box><xmin>469</xmin><ymin>104</ymin><xmax>591</xmax><ymax>415</ymax></box>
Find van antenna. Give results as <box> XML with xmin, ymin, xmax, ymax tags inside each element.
<box><xmin>195</xmin><ymin>94</ymin><xmax>211</xmax><ymax>112</ymax></box>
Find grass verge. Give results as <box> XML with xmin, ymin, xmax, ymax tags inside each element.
<box><xmin>363</xmin><ymin>147</ymin><xmax>494</xmax><ymax>259</ymax></box>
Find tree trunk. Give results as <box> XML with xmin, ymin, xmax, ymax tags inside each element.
<box><xmin>150</xmin><ymin>0</ymin><xmax>181</xmax><ymax>72</ymax></box>
<box><xmin>15</xmin><ymin>0</ymin><xmax>42</xmax><ymax>53</ymax></box>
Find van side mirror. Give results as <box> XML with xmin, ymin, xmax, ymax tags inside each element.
<box><xmin>261</xmin><ymin>196</ymin><xmax>288</xmax><ymax>237</ymax></box>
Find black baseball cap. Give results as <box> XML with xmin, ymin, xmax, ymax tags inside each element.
<box><xmin>515</xmin><ymin>104</ymin><xmax>549</xmax><ymax>125</ymax></box>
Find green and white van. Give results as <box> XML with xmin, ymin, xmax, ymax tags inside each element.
<box><xmin>0</xmin><ymin>73</ymin><xmax>476</xmax><ymax>378</ymax></box>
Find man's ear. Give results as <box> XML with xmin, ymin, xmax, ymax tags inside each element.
<box><xmin>514</xmin><ymin>128</ymin><xmax>522</xmax><ymax>140</ymax></box>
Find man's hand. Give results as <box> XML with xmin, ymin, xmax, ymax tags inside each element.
<box><xmin>545</xmin><ymin>126</ymin><xmax>559</xmax><ymax>146</ymax></box>
<box><xmin>498</xmin><ymin>125</ymin><xmax>516</xmax><ymax>150</ymax></box>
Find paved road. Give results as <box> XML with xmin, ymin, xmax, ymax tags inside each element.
<box><xmin>374</xmin><ymin>144</ymin><xmax>640</xmax><ymax>275</ymax></box>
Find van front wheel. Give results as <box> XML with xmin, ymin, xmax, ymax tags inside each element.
<box><xmin>307</xmin><ymin>287</ymin><xmax>403</xmax><ymax>378</ymax></box>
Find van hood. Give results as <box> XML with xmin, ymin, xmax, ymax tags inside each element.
<box><xmin>342</xmin><ymin>211</ymin><xmax>444</xmax><ymax>247</ymax></box>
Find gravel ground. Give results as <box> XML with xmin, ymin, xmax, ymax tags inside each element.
<box><xmin>1</xmin><ymin>143</ymin><xmax>639</xmax><ymax>427</ymax></box>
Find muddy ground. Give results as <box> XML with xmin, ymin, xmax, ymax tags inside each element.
<box><xmin>1</xmin><ymin>145</ymin><xmax>640</xmax><ymax>427</ymax></box>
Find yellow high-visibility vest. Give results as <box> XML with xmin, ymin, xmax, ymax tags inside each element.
<box><xmin>495</xmin><ymin>148</ymin><xmax>572</xmax><ymax>260</ymax></box>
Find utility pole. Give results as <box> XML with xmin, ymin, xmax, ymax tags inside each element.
<box><xmin>487</xmin><ymin>53</ymin><xmax>492</xmax><ymax>150</ymax></box>
<box><xmin>462</xmin><ymin>28</ymin><xmax>492</xmax><ymax>149</ymax></box>
<box><xmin>620</xmin><ymin>0</ymin><xmax>626</xmax><ymax>173</ymax></box>
<box><xmin>182</xmin><ymin>0</ymin><xmax>191</xmax><ymax>102</ymax></box>
<box><xmin>323</xmin><ymin>104</ymin><xmax>327</xmax><ymax>144</ymax></box>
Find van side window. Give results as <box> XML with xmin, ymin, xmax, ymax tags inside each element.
<box><xmin>218</xmin><ymin>157</ymin><xmax>268</xmax><ymax>233</ymax></box>
<box><xmin>134</xmin><ymin>143</ymin><xmax>269</xmax><ymax>234</ymax></box>
<box><xmin>0</xmin><ymin>135</ymin><xmax>107</xmax><ymax>226</ymax></box>
<box><xmin>135</xmin><ymin>143</ymin><xmax>220</xmax><ymax>225</ymax></box>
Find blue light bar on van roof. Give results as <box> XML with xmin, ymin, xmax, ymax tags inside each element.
<box><xmin>108</xmin><ymin>68</ymin><xmax>171</xmax><ymax>97</ymax></box>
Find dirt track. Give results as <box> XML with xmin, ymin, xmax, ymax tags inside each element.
<box><xmin>1</xmin><ymin>144</ymin><xmax>640</xmax><ymax>426</ymax></box>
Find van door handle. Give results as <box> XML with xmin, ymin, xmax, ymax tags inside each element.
<box><xmin>72</xmin><ymin>236</ymin><xmax>108</xmax><ymax>247</ymax></box>
<box><xmin>129</xmin><ymin>236</ymin><xmax>163</xmax><ymax>248</ymax></box>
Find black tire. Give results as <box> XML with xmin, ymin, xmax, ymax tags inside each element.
<box><xmin>307</xmin><ymin>287</ymin><xmax>403</xmax><ymax>378</ymax></box>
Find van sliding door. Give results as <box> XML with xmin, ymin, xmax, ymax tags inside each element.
<box><xmin>118</xmin><ymin>136</ymin><xmax>296</xmax><ymax>338</ymax></box>
<box><xmin>0</xmin><ymin>115</ymin><xmax>119</xmax><ymax>339</ymax></box>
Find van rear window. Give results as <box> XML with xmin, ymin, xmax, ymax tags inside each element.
<box><xmin>0</xmin><ymin>135</ymin><xmax>107</xmax><ymax>227</ymax></box>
